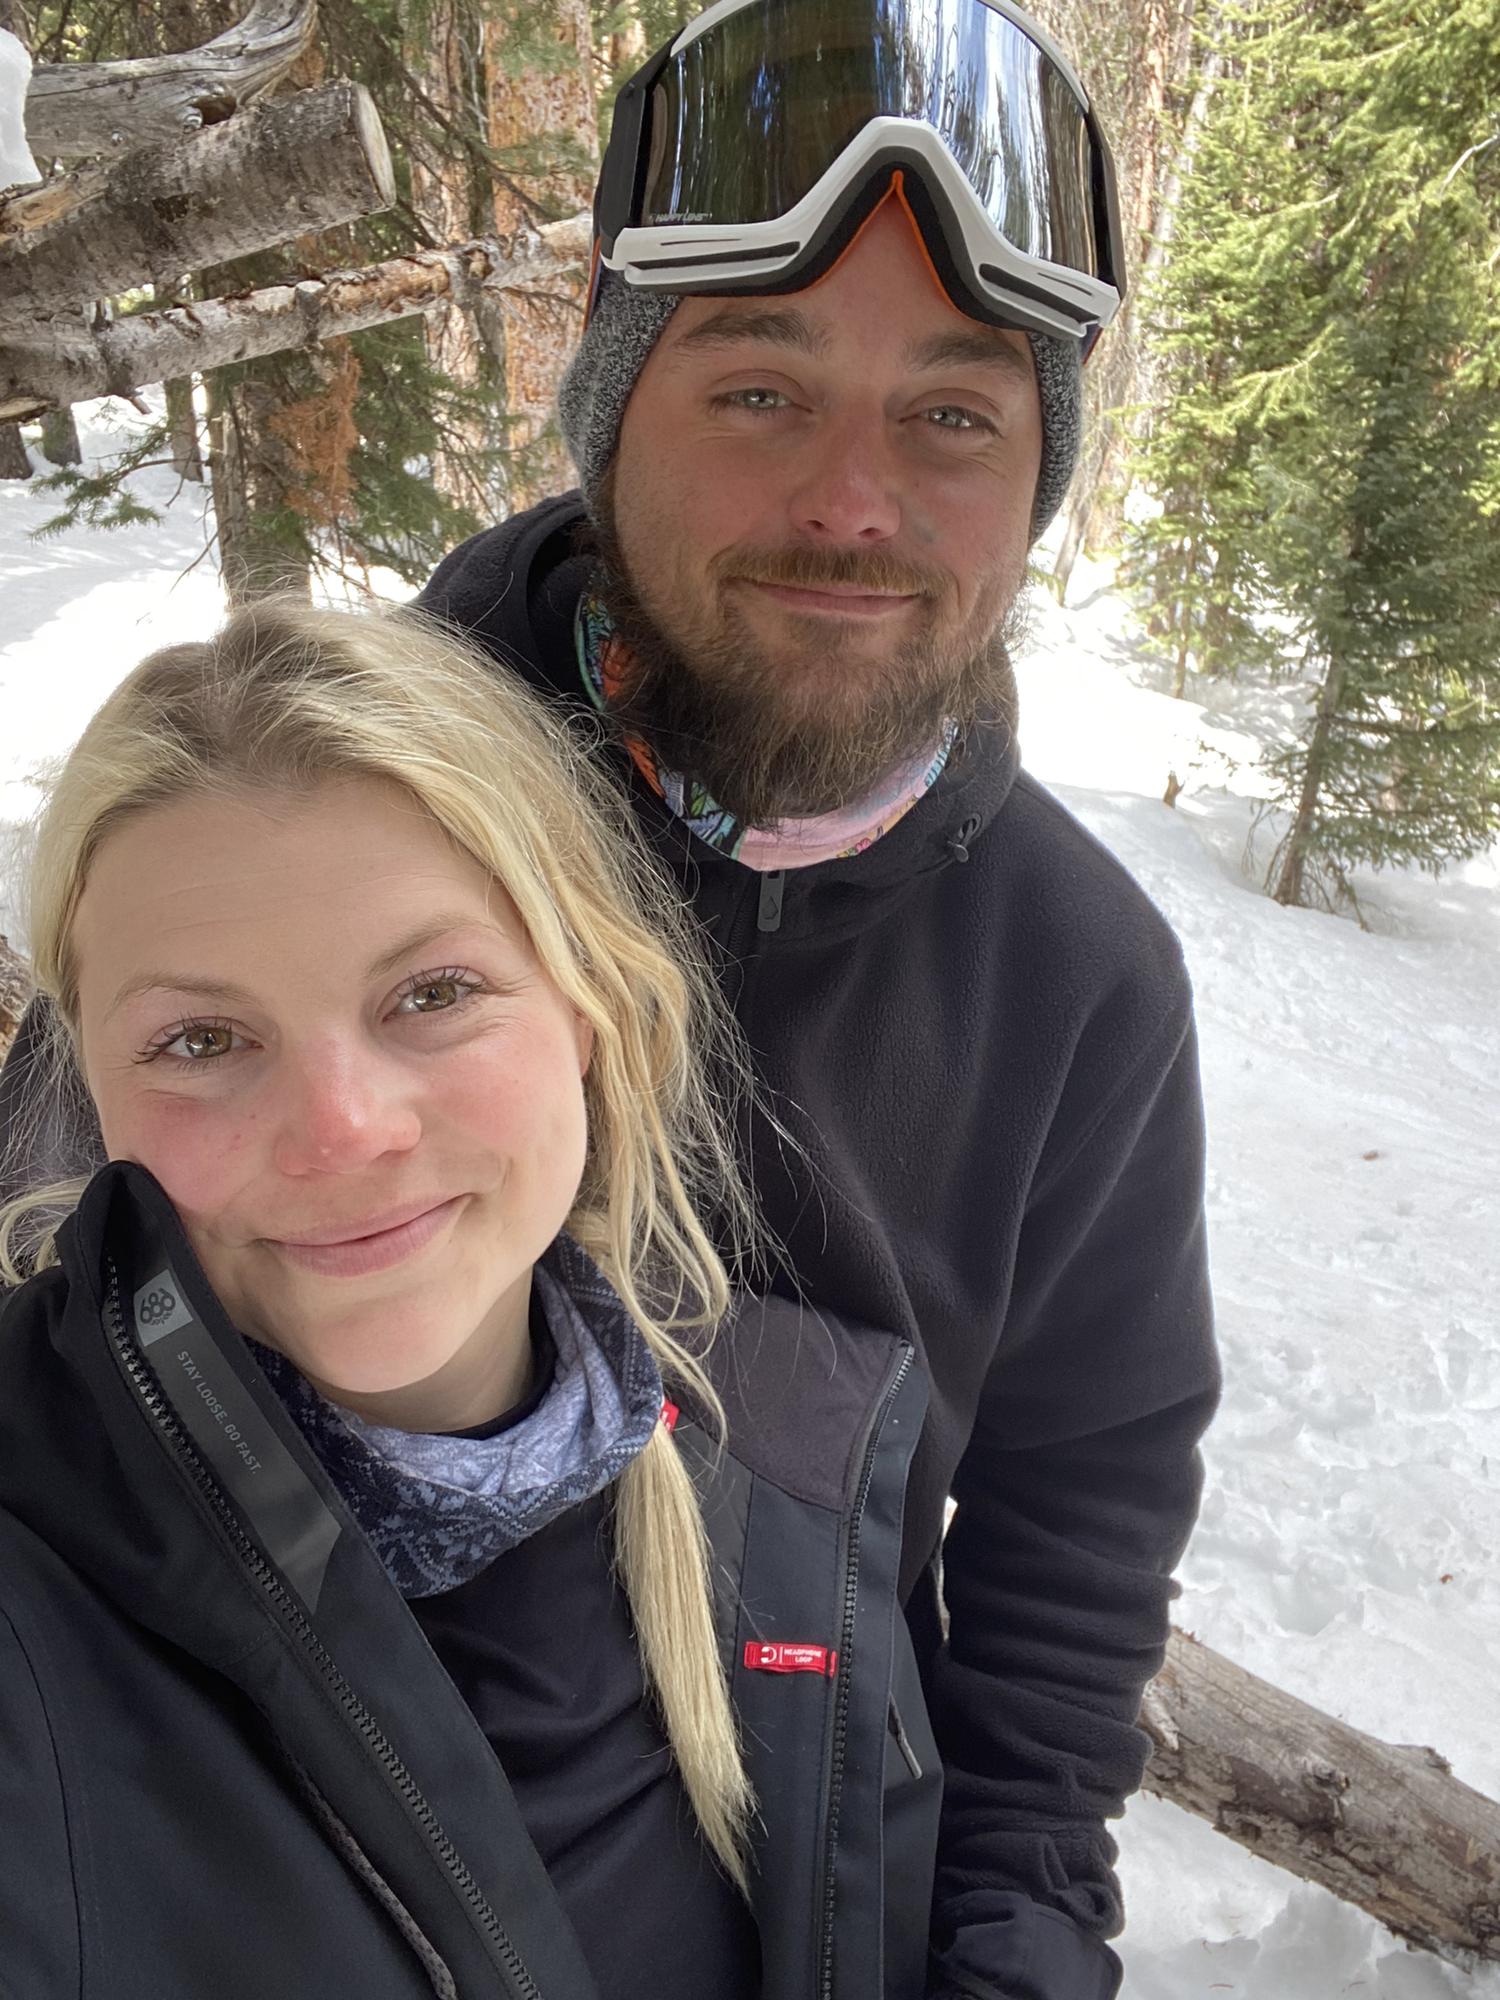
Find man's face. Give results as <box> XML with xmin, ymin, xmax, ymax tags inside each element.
<box><xmin>605</xmin><ymin>197</ymin><xmax>1044</xmax><ymax>824</ymax></box>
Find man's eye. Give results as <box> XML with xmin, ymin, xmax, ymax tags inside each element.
<box><xmin>925</xmin><ymin>405</ymin><xmax>995</xmax><ymax>433</ymax></box>
<box><xmin>716</xmin><ymin>387</ymin><xmax>790</xmax><ymax>413</ymax></box>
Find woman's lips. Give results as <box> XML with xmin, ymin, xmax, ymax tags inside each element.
<box><xmin>267</xmin><ymin>1196</ymin><xmax>465</xmax><ymax>1278</ymax></box>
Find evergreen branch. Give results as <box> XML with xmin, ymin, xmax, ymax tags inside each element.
<box><xmin>1443</xmin><ymin>133</ymin><xmax>1500</xmax><ymax>191</ymax></box>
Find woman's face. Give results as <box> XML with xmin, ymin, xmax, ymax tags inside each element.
<box><xmin>73</xmin><ymin>776</ymin><xmax>593</xmax><ymax>1431</ymax></box>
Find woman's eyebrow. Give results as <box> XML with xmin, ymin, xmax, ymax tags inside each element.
<box><xmin>104</xmin><ymin>914</ymin><xmax>493</xmax><ymax>1020</ymax></box>
<box><xmin>105</xmin><ymin>971</ymin><xmax>255</xmax><ymax>1020</ymax></box>
<box><xmin>364</xmin><ymin>914</ymin><xmax>496</xmax><ymax>980</ymax></box>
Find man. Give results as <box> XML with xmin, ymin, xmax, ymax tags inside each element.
<box><xmin>417</xmin><ymin>4</ymin><xmax>1220</xmax><ymax>1996</ymax></box>
<box><xmin>0</xmin><ymin>3</ymin><xmax>1217</xmax><ymax>1993</ymax></box>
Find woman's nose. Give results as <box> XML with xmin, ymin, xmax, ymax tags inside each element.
<box><xmin>270</xmin><ymin>1042</ymin><xmax>422</xmax><ymax>1176</ymax></box>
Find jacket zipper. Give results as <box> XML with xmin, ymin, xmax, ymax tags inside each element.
<box><xmin>817</xmin><ymin>1343</ymin><xmax>915</xmax><ymax>2000</ymax></box>
<box><xmin>102</xmin><ymin>1263</ymin><xmax>543</xmax><ymax>2000</ymax></box>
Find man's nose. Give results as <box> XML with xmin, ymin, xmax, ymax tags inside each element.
<box><xmin>786</xmin><ymin>412</ymin><xmax>902</xmax><ymax>544</ymax></box>
<box><xmin>271</xmin><ymin>1041</ymin><xmax>422</xmax><ymax>1176</ymax></box>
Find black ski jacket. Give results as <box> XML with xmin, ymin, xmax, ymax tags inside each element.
<box><xmin>0</xmin><ymin>1161</ymin><xmax>938</xmax><ymax>1999</ymax></box>
<box><xmin>418</xmin><ymin>496</ymin><xmax>1223</xmax><ymax>2000</ymax></box>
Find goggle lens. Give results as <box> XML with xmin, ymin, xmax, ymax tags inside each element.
<box><xmin>640</xmin><ymin>0</ymin><xmax>1103</xmax><ymax>277</ymax></box>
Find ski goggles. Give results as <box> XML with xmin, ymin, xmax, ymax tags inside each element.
<box><xmin>593</xmin><ymin>0</ymin><xmax>1125</xmax><ymax>354</ymax></box>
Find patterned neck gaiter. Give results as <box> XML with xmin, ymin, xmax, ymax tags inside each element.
<box><xmin>576</xmin><ymin>593</ymin><xmax>955</xmax><ymax>872</ymax></box>
<box><xmin>251</xmin><ymin>1235</ymin><xmax>665</xmax><ymax>1600</ymax></box>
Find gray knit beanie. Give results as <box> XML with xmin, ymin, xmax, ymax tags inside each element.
<box><xmin>558</xmin><ymin>267</ymin><xmax>1082</xmax><ymax>541</ymax></box>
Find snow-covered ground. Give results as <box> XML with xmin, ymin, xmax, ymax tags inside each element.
<box><xmin>3</xmin><ymin>401</ymin><xmax>1498</xmax><ymax>1996</ymax></box>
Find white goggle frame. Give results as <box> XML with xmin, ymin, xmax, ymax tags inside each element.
<box><xmin>600</xmin><ymin>116</ymin><xmax>1122</xmax><ymax>346</ymax></box>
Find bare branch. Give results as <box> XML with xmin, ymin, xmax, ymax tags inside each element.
<box><xmin>0</xmin><ymin>214</ymin><xmax>591</xmax><ymax>419</ymax></box>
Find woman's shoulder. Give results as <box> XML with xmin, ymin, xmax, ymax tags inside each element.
<box><xmin>699</xmin><ymin>1292</ymin><xmax>919</xmax><ymax>1512</ymax></box>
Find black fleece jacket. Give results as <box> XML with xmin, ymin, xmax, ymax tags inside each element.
<box><xmin>417</xmin><ymin>497</ymin><xmax>1222</xmax><ymax>2000</ymax></box>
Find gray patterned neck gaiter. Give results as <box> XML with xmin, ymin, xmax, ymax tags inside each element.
<box><xmin>251</xmin><ymin>1234</ymin><xmax>665</xmax><ymax>1599</ymax></box>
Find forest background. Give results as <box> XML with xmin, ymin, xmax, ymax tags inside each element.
<box><xmin>2</xmin><ymin>0</ymin><xmax>1497</xmax><ymax>913</ymax></box>
<box><xmin>2</xmin><ymin>3</ymin><xmax>1500</xmax><ymax>1987</ymax></box>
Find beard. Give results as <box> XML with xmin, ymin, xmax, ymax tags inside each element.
<box><xmin>588</xmin><ymin>482</ymin><xmax>1031</xmax><ymax>828</ymax></box>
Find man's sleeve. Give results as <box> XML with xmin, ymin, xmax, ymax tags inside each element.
<box><xmin>925</xmin><ymin>972</ymin><xmax>1220</xmax><ymax>2000</ymax></box>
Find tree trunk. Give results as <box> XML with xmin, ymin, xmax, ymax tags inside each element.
<box><xmin>165</xmin><ymin>375</ymin><xmax>204</xmax><ymax>480</ymax></box>
<box><xmin>407</xmin><ymin>0</ymin><xmax>494</xmax><ymax>517</ymax></box>
<box><xmin>1271</xmin><ymin>650</ymin><xmax>1345</xmax><ymax>906</ymax></box>
<box><xmin>0</xmin><ymin>414</ymin><xmax>30</xmax><ymax>472</ymax></box>
<box><xmin>1144</xmin><ymin>1629</ymin><xmax>1500</xmax><ymax>1965</ymax></box>
<box><xmin>207</xmin><ymin>367</ymin><xmax>309</xmax><ymax>602</ymax></box>
<box><xmin>0</xmin><ymin>417</ymin><xmax>30</xmax><ymax>475</ymax></box>
<box><xmin>485</xmin><ymin>0</ymin><xmax>597</xmax><ymax>510</ymax></box>
<box><xmin>0</xmin><ymin>220</ymin><xmax>591</xmax><ymax>420</ymax></box>
<box><xmin>21</xmin><ymin>0</ymin><xmax>316</xmax><ymax>167</ymax></box>
<box><xmin>38</xmin><ymin>401</ymin><xmax>79</xmax><ymax>463</ymax></box>
<box><xmin>0</xmin><ymin>79</ymin><xmax>394</xmax><ymax>331</ymax></box>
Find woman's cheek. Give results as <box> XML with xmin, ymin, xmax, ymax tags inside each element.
<box><xmin>115</xmin><ymin>1090</ymin><xmax>259</xmax><ymax>1217</ymax></box>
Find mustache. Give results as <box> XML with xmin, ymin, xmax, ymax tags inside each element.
<box><xmin>711</xmin><ymin>544</ymin><xmax>946</xmax><ymax>598</ymax></box>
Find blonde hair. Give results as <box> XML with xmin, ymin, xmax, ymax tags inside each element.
<box><xmin>0</xmin><ymin>599</ymin><xmax>755</xmax><ymax>1882</ymax></box>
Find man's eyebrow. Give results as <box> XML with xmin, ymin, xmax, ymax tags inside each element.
<box><xmin>904</xmin><ymin>328</ymin><xmax>1036</xmax><ymax>387</ymax></box>
<box><xmin>104</xmin><ymin>913</ymin><xmax>494</xmax><ymax>1020</ymax></box>
<box><xmin>669</xmin><ymin>306</ymin><xmax>831</xmax><ymax>359</ymax></box>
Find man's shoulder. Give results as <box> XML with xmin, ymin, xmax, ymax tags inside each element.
<box><xmin>417</xmin><ymin>492</ymin><xmax>590</xmax><ymax>698</ymax></box>
<box><xmin>993</xmin><ymin>768</ymin><xmax>1190</xmax><ymax>1015</ymax></box>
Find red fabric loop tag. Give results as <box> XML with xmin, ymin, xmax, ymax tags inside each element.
<box><xmin>660</xmin><ymin>1398</ymin><xmax>680</xmax><ymax>1432</ymax></box>
<box><xmin>742</xmin><ymin>1641</ymin><xmax>838</xmax><ymax>1677</ymax></box>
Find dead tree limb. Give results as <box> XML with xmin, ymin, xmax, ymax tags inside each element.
<box><xmin>1143</xmin><ymin>1628</ymin><xmax>1500</xmax><ymax>1966</ymax></box>
<box><xmin>0</xmin><ymin>80</ymin><xmax>393</xmax><ymax>333</ymax></box>
<box><xmin>0</xmin><ymin>214</ymin><xmax>590</xmax><ymax>420</ymax></box>
<box><xmin>22</xmin><ymin>0</ymin><xmax>317</xmax><ymax>167</ymax></box>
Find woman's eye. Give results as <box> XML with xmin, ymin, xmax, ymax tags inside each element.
<box><xmin>138</xmin><ymin>1019</ymin><xmax>244</xmax><ymax>1064</ymax></box>
<box><xmin>394</xmin><ymin>970</ymin><xmax>482</xmax><ymax>1016</ymax></box>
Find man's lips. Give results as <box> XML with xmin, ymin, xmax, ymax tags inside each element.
<box><xmin>265</xmin><ymin>1196</ymin><xmax>465</xmax><ymax>1278</ymax></box>
<box><xmin>738</xmin><ymin>579</ymin><xmax>923</xmax><ymax>618</ymax></box>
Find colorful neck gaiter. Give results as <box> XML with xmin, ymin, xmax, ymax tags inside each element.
<box><xmin>576</xmin><ymin>593</ymin><xmax>955</xmax><ymax>872</ymax></box>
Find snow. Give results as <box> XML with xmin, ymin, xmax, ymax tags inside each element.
<box><xmin>0</xmin><ymin>28</ymin><xmax>40</xmax><ymax>191</ymax></box>
<box><xmin>3</xmin><ymin>401</ymin><xmax>1498</xmax><ymax>1995</ymax></box>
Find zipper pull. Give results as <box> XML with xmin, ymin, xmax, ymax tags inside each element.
<box><xmin>756</xmin><ymin>869</ymin><xmax>785</xmax><ymax>934</ymax></box>
<box><xmin>947</xmin><ymin>815</ymin><xmax>981</xmax><ymax>864</ymax></box>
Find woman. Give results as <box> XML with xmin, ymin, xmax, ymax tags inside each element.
<box><xmin>0</xmin><ymin>602</ymin><xmax>938</xmax><ymax>2000</ymax></box>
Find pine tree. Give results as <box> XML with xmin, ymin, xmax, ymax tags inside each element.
<box><xmin>1127</xmin><ymin>0</ymin><xmax>1500</xmax><ymax>910</ymax></box>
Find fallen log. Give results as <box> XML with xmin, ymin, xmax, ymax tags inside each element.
<box><xmin>1143</xmin><ymin>1627</ymin><xmax>1500</xmax><ymax>1966</ymax></box>
<box><xmin>0</xmin><ymin>79</ymin><xmax>393</xmax><ymax>333</ymax></box>
<box><xmin>0</xmin><ymin>213</ymin><xmax>591</xmax><ymax>421</ymax></box>
<box><xmin>22</xmin><ymin>0</ymin><xmax>317</xmax><ymax>167</ymax></box>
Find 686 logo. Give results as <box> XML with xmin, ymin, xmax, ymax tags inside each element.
<box><xmin>138</xmin><ymin>1287</ymin><xmax>179</xmax><ymax>1327</ymax></box>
